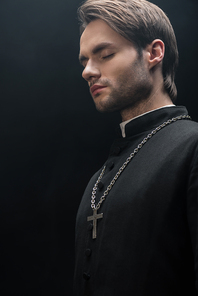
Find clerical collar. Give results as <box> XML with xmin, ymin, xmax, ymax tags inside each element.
<box><xmin>120</xmin><ymin>105</ymin><xmax>176</xmax><ymax>138</ymax></box>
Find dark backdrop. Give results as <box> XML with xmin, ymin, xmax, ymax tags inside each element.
<box><xmin>0</xmin><ymin>0</ymin><xmax>197</xmax><ymax>295</ymax></box>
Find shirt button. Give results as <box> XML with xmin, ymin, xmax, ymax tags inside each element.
<box><xmin>88</xmin><ymin>223</ymin><xmax>93</xmax><ymax>231</ymax></box>
<box><xmin>98</xmin><ymin>181</ymin><xmax>104</xmax><ymax>191</ymax></box>
<box><xmin>108</xmin><ymin>161</ymin><xmax>114</xmax><ymax>170</ymax></box>
<box><xmin>85</xmin><ymin>249</ymin><xmax>92</xmax><ymax>257</ymax></box>
<box><xmin>83</xmin><ymin>272</ymin><xmax>90</xmax><ymax>281</ymax></box>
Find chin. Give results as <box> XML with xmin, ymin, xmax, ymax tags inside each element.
<box><xmin>93</xmin><ymin>93</ymin><xmax>121</xmax><ymax>113</ymax></box>
<box><xmin>95</xmin><ymin>102</ymin><xmax>119</xmax><ymax>113</ymax></box>
<box><xmin>94</xmin><ymin>104</ymin><xmax>109</xmax><ymax>113</ymax></box>
<box><xmin>93</xmin><ymin>96</ymin><xmax>108</xmax><ymax>112</ymax></box>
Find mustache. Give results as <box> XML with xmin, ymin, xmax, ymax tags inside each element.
<box><xmin>89</xmin><ymin>79</ymin><xmax>111</xmax><ymax>88</ymax></box>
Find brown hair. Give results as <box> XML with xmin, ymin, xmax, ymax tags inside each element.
<box><xmin>78</xmin><ymin>0</ymin><xmax>179</xmax><ymax>101</ymax></box>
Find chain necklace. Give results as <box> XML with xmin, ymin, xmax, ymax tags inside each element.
<box><xmin>87</xmin><ymin>114</ymin><xmax>191</xmax><ymax>239</ymax></box>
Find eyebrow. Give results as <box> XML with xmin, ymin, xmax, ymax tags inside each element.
<box><xmin>79</xmin><ymin>42</ymin><xmax>115</xmax><ymax>65</ymax></box>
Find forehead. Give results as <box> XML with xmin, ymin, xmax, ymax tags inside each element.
<box><xmin>79</xmin><ymin>19</ymin><xmax>133</xmax><ymax>55</ymax></box>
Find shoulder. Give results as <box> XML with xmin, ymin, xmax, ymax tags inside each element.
<box><xmin>154</xmin><ymin>118</ymin><xmax>198</xmax><ymax>162</ymax></box>
<box><xmin>180</xmin><ymin>119</ymin><xmax>198</xmax><ymax>142</ymax></box>
<box><xmin>169</xmin><ymin>118</ymin><xmax>198</xmax><ymax>139</ymax></box>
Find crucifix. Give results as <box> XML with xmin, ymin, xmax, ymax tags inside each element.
<box><xmin>87</xmin><ymin>209</ymin><xmax>103</xmax><ymax>239</ymax></box>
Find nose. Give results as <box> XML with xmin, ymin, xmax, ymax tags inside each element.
<box><xmin>82</xmin><ymin>60</ymin><xmax>101</xmax><ymax>82</ymax></box>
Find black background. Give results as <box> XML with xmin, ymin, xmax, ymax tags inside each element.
<box><xmin>0</xmin><ymin>0</ymin><xmax>197</xmax><ymax>295</ymax></box>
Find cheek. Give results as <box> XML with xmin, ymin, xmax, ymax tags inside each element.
<box><xmin>114</xmin><ymin>62</ymin><xmax>136</xmax><ymax>85</ymax></box>
<box><xmin>102</xmin><ymin>62</ymin><xmax>131</xmax><ymax>86</ymax></box>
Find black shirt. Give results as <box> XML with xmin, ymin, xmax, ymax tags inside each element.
<box><xmin>74</xmin><ymin>106</ymin><xmax>198</xmax><ymax>296</ymax></box>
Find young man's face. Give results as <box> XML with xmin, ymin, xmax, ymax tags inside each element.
<box><xmin>79</xmin><ymin>19</ymin><xmax>152</xmax><ymax>114</ymax></box>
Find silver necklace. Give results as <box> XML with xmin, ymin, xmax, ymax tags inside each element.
<box><xmin>87</xmin><ymin>114</ymin><xmax>191</xmax><ymax>239</ymax></box>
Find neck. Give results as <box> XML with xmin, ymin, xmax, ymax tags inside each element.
<box><xmin>120</xmin><ymin>88</ymin><xmax>173</xmax><ymax>122</ymax></box>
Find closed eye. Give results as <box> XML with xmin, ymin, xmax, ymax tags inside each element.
<box><xmin>102</xmin><ymin>53</ymin><xmax>115</xmax><ymax>60</ymax></box>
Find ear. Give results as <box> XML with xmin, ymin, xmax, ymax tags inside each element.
<box><xmin>146</xmin><ymin>39</ymin><xmax>165</xmax><ymax>70</ymax></box>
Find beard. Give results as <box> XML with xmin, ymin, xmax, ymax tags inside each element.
<box><xmin>92</xmin><ymin>57</ymin><xmax>153</xmax><ymax>114</ymax></box>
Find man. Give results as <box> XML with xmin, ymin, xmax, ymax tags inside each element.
<box><xmin>74</xmin><ymin>0</ymin><xmax>198</xmax><ymax>295</ymax></box>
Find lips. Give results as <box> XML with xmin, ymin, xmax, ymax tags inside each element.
<box><xmin>90</xmin><ymin>84</ymin><xmax>107</xmax><ymax>96</ymax></box>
